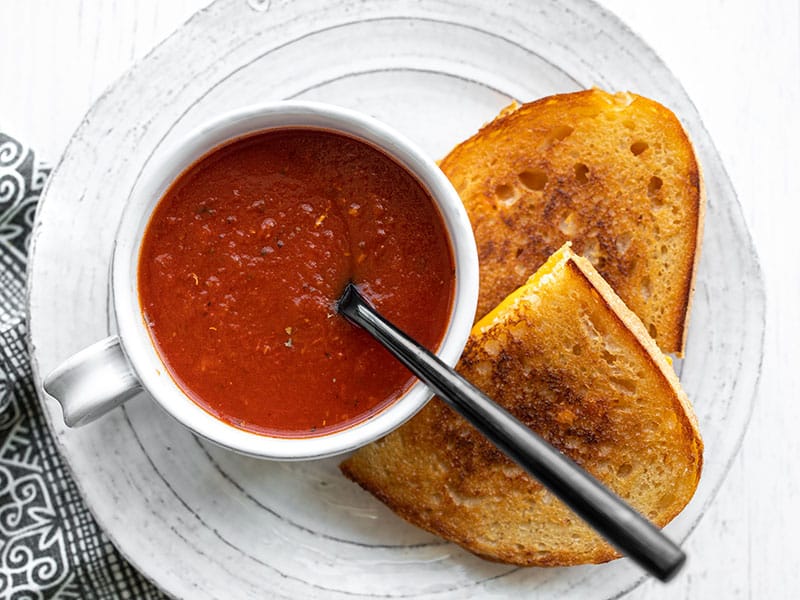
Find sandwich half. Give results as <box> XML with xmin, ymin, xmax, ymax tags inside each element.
<box><xmin>439</xmin><ymin>89</ymin><xmax>704</xmax><ymax>355</ymax></box>
<box><xmin>341</xmin><ymin>245</ymin><xmax>703</xmax><ymax>566</ymax></box>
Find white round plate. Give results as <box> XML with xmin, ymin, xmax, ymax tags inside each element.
<box><xmin>28</xmin><ymin>1</ymin><xmax>765</xmax><ymax>598</ymax></box>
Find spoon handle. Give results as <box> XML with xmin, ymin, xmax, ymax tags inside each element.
<box><xmin>338</xmin><ymin>284</ymin><xmax>686</xmax><ymax>582</ymax></box>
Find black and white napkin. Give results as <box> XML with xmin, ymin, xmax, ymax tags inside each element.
<box><xmin>0</xmin><ymin>132</ymin><xmax>165</xmax><ymax>599</ymax></box>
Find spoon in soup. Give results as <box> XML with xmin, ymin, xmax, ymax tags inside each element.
<box><xmin>337</xmin><ymin>282</ymin><xmax>685</xmax><ymax>582</ymax></box>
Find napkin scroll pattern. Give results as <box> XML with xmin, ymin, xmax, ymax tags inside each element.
<box><xmin>0</xmin><ymin>132</ymin><xmax>163</xmax><ymax>599</ymax></box>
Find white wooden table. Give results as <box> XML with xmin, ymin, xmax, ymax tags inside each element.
<box><xmin>1</xmin><ymin>1</ymin><xmax>796</xmax><ymax>597</ymax></box>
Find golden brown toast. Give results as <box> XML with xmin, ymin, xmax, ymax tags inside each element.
<box><xmin>439</xmin><ymin>89</ymin><xmax>704</xmax><ymax>355</ymax></box>
<box><xmin>341</xmin><ymin>245</ymin><xmax>703</xmax><ymax>566</ymax></box>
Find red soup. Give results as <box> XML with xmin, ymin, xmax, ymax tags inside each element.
<box><xmin>138</xmin><ymin>129</ymin><xmax>455</xmax><ymax>437</ymax></box>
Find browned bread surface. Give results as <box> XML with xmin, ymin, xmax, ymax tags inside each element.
<box><xmin>439</xmin><ymin>89</ymin><xmax>704</xmax><ymax>355</ymax></box>
<box><xmin>341</xmin><ymin>245</ymin><xmax>703</xmax><ymax>566</ymax></box>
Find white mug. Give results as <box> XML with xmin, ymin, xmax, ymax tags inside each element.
<box><xmin>43</xmin><ymin>101</ymin><xmax>479</xmax><ymax>460</ymax></box>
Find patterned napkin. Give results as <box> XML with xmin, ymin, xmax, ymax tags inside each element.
<box><xmin>0</xmin><ymin>132</ymin><xmax>164</xmax><ymax>599</ymax></box>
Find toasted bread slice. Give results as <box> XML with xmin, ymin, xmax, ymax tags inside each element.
<box><xmin>439</xmin><ymin>89</ymin><xmax>704</xmax><ymax>355</ymax></box>
<box><xmin>341</xmin><ymin>245</ymin><xmax>703</xmax><ymax>566</ymax></box>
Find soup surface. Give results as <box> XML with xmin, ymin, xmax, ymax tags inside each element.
<box><xmin>138</xmin><ymin>129</ymin><xmax>455</xmax><ymax>437</ymax></box>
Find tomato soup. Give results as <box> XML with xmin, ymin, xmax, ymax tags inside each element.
<box><xmin>138</xmin><ymin>129</ymin><xmax>455</xmax><ymax>437</ymax></box>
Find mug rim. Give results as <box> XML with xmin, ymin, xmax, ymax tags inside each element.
<box><xmin>112</xmin><ymin>101</ymin><xmax>479</xmax><ymax>460</ymax></box>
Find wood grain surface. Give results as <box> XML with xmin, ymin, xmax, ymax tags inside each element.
<box><xmin>1</xmin><ymin>1</ymin><xmax>796</xmax><ymax>598</ymax></box>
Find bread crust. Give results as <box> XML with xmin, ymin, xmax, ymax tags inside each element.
<box><xmin>679</xmin><ymin>148</ymin><xmax>707</xmax><ymax>354</ymax></box>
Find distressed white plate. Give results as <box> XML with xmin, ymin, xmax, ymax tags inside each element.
<box><xmin>28</xmin><ymin>0</ymin><xmax>765</xmax><ymax>598</ymax></box>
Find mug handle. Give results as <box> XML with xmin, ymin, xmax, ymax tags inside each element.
<box><xmin>43</xmin><ymin>336</ymin><xmax>142</xmax><ymax>427</ymax></box>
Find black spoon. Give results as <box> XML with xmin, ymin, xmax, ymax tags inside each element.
<box><xmin>337</xmin><ymin>282</ymin><xmax>686</xmax><ymax>582</ymax></box>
